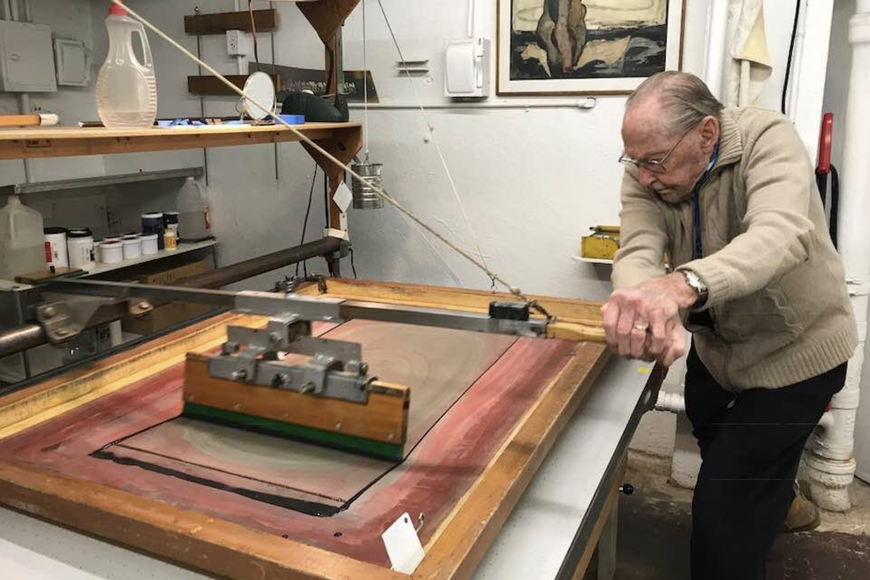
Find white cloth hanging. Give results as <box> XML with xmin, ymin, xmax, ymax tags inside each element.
<box><xmin>724</xmin><ymin>0</ymin><xmax>773</xmax><ymax>107</ymax></box>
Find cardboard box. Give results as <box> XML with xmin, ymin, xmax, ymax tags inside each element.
<box><xmin>121</xmin><ymin>255</ymin><xmax>215</xmax><ymax>335</ymax></box>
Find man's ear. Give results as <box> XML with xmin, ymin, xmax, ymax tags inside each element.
<box><xmin>699</xmin><ymin>116</ymin><xmax>720</xmax><ymax>152</ymax></box>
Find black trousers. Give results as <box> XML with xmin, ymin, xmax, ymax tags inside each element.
<box><xmin>684</xmin><ymin>347</ymin><xmax>846</xmax><ymax>580</ymax></box>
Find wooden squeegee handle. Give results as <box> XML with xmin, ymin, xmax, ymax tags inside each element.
<box><xmin>545</xmin><ymin>320</ymin><xmax>607</xmax><ymax>343</ymax></box>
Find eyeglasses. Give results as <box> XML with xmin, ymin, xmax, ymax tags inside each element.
<box><xmin>619</xmin><ymin>124</ymin><xmax>696</xmax><ymax>174</ymax></box>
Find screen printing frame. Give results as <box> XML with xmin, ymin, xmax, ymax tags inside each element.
<box><xmin>0</xmin><ymin>278</ymin><xmax>609</xmax><ymax>580</ymax></box>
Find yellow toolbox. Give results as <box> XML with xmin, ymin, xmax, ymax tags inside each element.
<box><xmin>581</xmin><ymin>226</ymin><xmax>620</xmax><ymax>260</ymax></box>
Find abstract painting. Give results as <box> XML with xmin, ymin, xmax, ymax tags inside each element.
<box><xmin>497</xmin><ymin>0</ymin><xmax>685</xmax><ymax>95</ymax></box>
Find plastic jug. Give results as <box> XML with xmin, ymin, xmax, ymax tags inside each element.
<box><xmin>176</xmin><ymin>177</ymin><xmax>211</xmax><ymax>242</ymax></box>
<box><xmin>0</xmin><ymin>196</ymin><xmax>46</xmax><ymax>280</ymax></box>
<box><xmin>95</xmin><ymin>3</ymin><xmax>157</xmax><ymax>129</ymax></box>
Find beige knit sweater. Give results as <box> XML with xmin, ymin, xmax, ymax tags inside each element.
<box><xmin>612</xmin><ymin>107</ymin><xmax>857</xmax><ymax>390</ymax></box>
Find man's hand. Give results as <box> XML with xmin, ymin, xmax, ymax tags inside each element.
<box><xmin>602</xmin><ymin>272</ymin><xmax>697</xmax><ymax>366</ymax></box>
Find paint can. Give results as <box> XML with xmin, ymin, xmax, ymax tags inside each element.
<box><xmin>44</xmin><ymin>227</ymin><xmax>69</xmax><ymax>269</ymax></box>
<box><xmin>350</xmin><ymin>162</ymin><xmax>385</xmax><ymax>209</ymax></box>
<box><xmin>99</xmin><ymin>240</ymin><xmax>123</xmax><ymax>264</ymax></box>
<box><xmin>141</xmin><ymin>233</ymin><xmax>159</xmax><ymax>255</ymax></box>
<box><xmin>122</xmin><ymin>234</ymin><xmax>142</xmax><ymax>260</ymax></box>
<box><xmin>141</xmin><ymin>212</ymin><xmax>164</xmax><ymax>249</ymax></box>
<box><xmin>67</xmin><ymin>227</ymin><xmax>95</xmax><ymax>270</ymax></box>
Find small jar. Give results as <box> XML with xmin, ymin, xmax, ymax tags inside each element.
<box><xmin>67</xmin><ymin>227</ymin><xmax>95</xmax><ymax>270</ymax></box>
<box><xmin>99</xmin><ymin>240</ymin><xmax>123</xmax><ymax>264</ymax></box>
<box><xmin>164</xmin><ymin>229</ymin><xmax>177</xmax><ymax>251</ymax></box>
<box><xmin>122</xmin><ymin>234</ymin><xmax>142</xmax><ymax>260</ymax></box>
<box><xmin>141</xmin><ymin>233</ymin><xmax>159</xmax><ymax>255</ymax></box>
<box><xmin>141</xmin><ymin>212</ymin><xmax>164</xmax><ymax>249</ymax></box>
<box><xmin>44</xmin><ymin>227</ymin><xmax>69</xmax><ymax>269</ymax></box>
<box><xmin>163</xmin><ymin>211</ymin><xmax>179</xmax><ymax>237</ymax></box>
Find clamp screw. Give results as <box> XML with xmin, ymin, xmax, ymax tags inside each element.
<box><xmin>42</xmin><ymin>306</ymin><xmax>56</xmax><ymax>318</ymax></box>
<box><xmin>301</xmin><ymin>382</ymin><xmax>316</xmax><ymax>394</ymax></box>
<box><xmin>55</xmin><ymin>328</ymin><xmax>71</xmax><ymax>338</ymax></box>
<box><xmin>231</xmin><ymin>370</ymin><xmax>247</xmax><ymax>381</ymax></box>
<box><xmin>269</xmin><ymin>332</ymin><xmax>282</xmax><ymax>344</ymax></box>
<box><xmin>136</xmin><ymin>301</ymin><xmax>152</xmax><ymax>311</ymax></box>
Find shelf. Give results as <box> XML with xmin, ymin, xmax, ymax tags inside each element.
<box><xmin>84</xmin><ymin>240</ymin><xmax>217</xmax><ymax>277</ymax></box>
<box><xmin>0</xmin><ymin>167</ymin><xmax>204</xmax><ymax>196</ymax></box>
<box><xmin>571</xmin><ymin>255</ymin><xmax>614</xmax><ymax>265</ymax></box>
<box><xmin>0</xmin><ymin>122</ymin><xmax>362</xmax><ymax>160</ymax></box>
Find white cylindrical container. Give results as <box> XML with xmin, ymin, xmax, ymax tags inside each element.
<box><xmin>99</xmin><ymin>240</ymin><xmax>123</xmax><ymax>264</ymax></box>
<box><xmin>44</xmin><ymin>227</ymin><xmax>69</xmax><ymax>269</ymax></box>
<box><xmin>122</xmin><ymin>234</ymin><xmax>141</xmax><ymax>260</ymax></box>
<box><xmin>164</xmin><ymin>230</ymin><xmax>177</xmax><ymax>251</ymax></box>
<box><xmin>141</xmin><ymin>233</ymin><xmax>159</xmax><ymax>255</ymax></box>
<box><xmin>67</xmin><ymin>227</ymin><xmax>95</xmax><ymax>270</ymax></box>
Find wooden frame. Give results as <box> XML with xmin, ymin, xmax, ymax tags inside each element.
<box><xmin>496</xmin><ymin>0</ymin><xmax>686</xmax><ymax>96</ymax></box>
<box><xmin>0</xmin><ymin>279</ymin><xmax>609</xmax><ymax>580</ymax></box>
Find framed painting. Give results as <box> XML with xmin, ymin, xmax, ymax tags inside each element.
<box><xmin>497</xmin><ymin>0</ymin><xmax>686</xmax><ymax>96</ymax></box>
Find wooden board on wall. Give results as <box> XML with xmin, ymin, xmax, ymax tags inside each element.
<box><xmin>0</xmin><ymin>279</ymin><xmax>611</xmax><ymax>580</ymax></box>
<box><xmin>184</xmin><ymin>9</ymin><xmax>279</xmax><ymax>35</ymax></box>
<box><xmin>187</xmin><ymin>73</ymin><xmax>285</xmax><ymax>96</ymax></box>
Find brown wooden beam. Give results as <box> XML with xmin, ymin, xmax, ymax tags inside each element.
<box><xmin>188</xmin><ymin>74</ymin><xmax>284</xmax><ymax>96</ymax></box>
<box><xmin>298</xmin><ymin>0</ymin><xmax>360</xmax><ymax>45</ymax></box>
<box><xmin>184</xmin><ymin>9</ymin><xmax>278</xmax><ymax>35</ymax></box>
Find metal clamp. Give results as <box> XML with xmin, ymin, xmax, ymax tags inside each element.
<box><xmin>207</xmin><ymin>313</ymin><xmax>374</xmax><ymax>404</ymax></box>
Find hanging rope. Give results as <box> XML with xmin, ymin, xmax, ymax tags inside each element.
<box><xmin>106</xmin><ymin>0</ymin><xmax>536</xmax><ymax>307</ymax></box>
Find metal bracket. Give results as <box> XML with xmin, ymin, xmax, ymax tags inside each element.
<box><xmin>207</xmin><ymin>314</ymin><xmax>373</xmax><ymax>404</ymax></box>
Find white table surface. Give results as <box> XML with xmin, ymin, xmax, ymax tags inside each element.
<box><xmin>0</xmin><ymin>357</ymin><xmax>653</xmax><ymax>580</ymax></box>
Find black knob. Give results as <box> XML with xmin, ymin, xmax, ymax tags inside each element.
<box><xmin>620</xmin><ymin>483</ymin><xmax>634</xmax><ymax>496</ymax></box>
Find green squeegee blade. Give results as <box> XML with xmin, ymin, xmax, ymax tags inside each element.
<box><xmin>182</xmin><ymin>402</ymin><xmax>405</xmax><ymax>462</ymax></box>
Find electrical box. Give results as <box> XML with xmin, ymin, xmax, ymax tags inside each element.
<box><xmin>226</xmin><ymin>30</ymin><xmax>253</xmax><ymax>58</ymax></box>
<box><xmin>54</xmin><ymin>38</ymin><xmax>89</xmax><ymax>87</ymax></box>
<box><xmin>444</xmin><ymin>38</ymin><xmax>490</xmax><ymax>98</ymax></box>
<box><xmin>0</xmin><ymin>20</ymin><xmax>57</xmax><ymax>92</ymax></box>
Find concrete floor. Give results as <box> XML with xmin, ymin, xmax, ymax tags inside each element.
<box><xmin>612</xmin><ymin>451</ymin><xmax>870</xmax><ymax>580</ymax></box>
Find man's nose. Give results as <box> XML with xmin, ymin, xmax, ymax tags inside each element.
<box><xmin>638</xmin><ymin>166</ymin><xmax>657</xmax><ymax>188</ymax></box>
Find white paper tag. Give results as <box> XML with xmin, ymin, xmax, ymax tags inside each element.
<box><xmin>334</xmin><ymin>182</ymin><xmax>353</xmax><ymax>213</ymax></box>
<box><xmin>381</xmin><ymin>512</ymin><xmax>425</xmax><ymax>574</ymax></box>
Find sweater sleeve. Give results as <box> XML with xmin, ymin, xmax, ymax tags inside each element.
<box><xmin>611</xmin><ymin>169</ymin><xmax>668</xmax><ymax>290</ymax></box>
<box><xmin>676</xmin><ymin>118</ymin><xmax>815</xmax><ymax>307</ymax></box>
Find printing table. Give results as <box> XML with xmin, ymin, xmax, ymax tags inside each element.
<box><xmin>0</xmin><ymin>356</ymin><xmax>654</xmax><ymax>580</ymax></box>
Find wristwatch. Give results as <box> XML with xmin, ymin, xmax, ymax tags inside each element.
<box><xmin>682</xmin><ymin>269</ymin><xmax>708</xmax><ymax>305</ymax></box>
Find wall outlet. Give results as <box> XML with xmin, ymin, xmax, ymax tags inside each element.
<box><xmin>226</xmin><ymin>30</ymin><xmax>253</xmax><ymax>57</ymax></box>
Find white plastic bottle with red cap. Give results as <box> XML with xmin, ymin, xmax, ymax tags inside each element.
<box><xmin>95</xmin><ymin>2</ymin><xmax>157</xmax><ymax>129</ymax></box>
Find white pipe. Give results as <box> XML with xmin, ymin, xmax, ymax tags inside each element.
<box><xmin>703</xmin><ymin>0</ymin><xmax>729</xmax><ymax>99</ymax></box>
<box><xmin>655</xmin><ymin>391</ymin><xmax>686</xmax><ymax>414</ymax></box>
<box><xmin>466</xmin><ymin>0</ymin><xmax>475</xmax><ymax>39</ymax></box>
<box><xmin>18</xmin><ymin>93</ymin><xmax>34</xmax><ymax>183</ymax></box>
<box><xmin>805</xmin><ymin>2</ymin><xmax>870</xmax><ymax>512</ymax></box>
<box><xmin>234</xmin><ymin>0</ymin><xmax>245</xmax><ymax>74</ymax></box>
<box><xmin>786</xmin><ymin>1</ymin><xmax>809</xmax><ymax>121</ymax></box>
<box><xmin>348</xmin><ymin>97</ymin><xmax>598</xmax><ymax>110</ymax></box>
<box><xmin>2</xmin><ymin>0</ymin><xmax>10</xmax><ymax>21</ymax></box>
<box><xmin>9</xmin><ymin>0</ymin><xmax>17</xmax><ymax>21</ymax></box>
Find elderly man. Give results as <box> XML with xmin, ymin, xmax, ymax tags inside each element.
<box><xmin>605</xmin><ymin>71</ymin><xmax>856</xmax><ymax>579</ymax></box>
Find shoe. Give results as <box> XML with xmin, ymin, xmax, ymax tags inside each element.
<box><xmin>782</xmin><ymin>481</ymin><xmax>820</xmax><ymax>533</ymax></box>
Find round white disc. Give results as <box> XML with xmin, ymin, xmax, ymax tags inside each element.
<box><xmin>242</xmin><ymin>72</ymin><xmax>276</xmax><ymax>121</ymax></box>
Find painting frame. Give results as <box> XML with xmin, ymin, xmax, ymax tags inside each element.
<box><xmin>497</xmin><ymin>0</ymin><xmax>687</xmax><ymax>96</ymax></box>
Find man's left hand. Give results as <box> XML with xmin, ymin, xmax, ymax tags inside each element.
<box><xmin>602</xmin><ymin>273</ymin><xmax>698</xmax><ymax>364</ymax></box>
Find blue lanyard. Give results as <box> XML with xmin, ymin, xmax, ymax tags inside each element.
<box><xmin>692</xmin><ymin>141</ymin><xmax>721</xmax><ymax>259</ymax></box>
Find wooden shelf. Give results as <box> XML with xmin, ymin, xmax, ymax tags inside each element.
<box><xmin>0</xmin><ymin>122</ymin><xmax>362</xmax><ymax>160</ymax></box>
<box><xmin>85</xmin><ymin>240</ymin><xmax>217</xmax><ymax>277</ymax></box>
